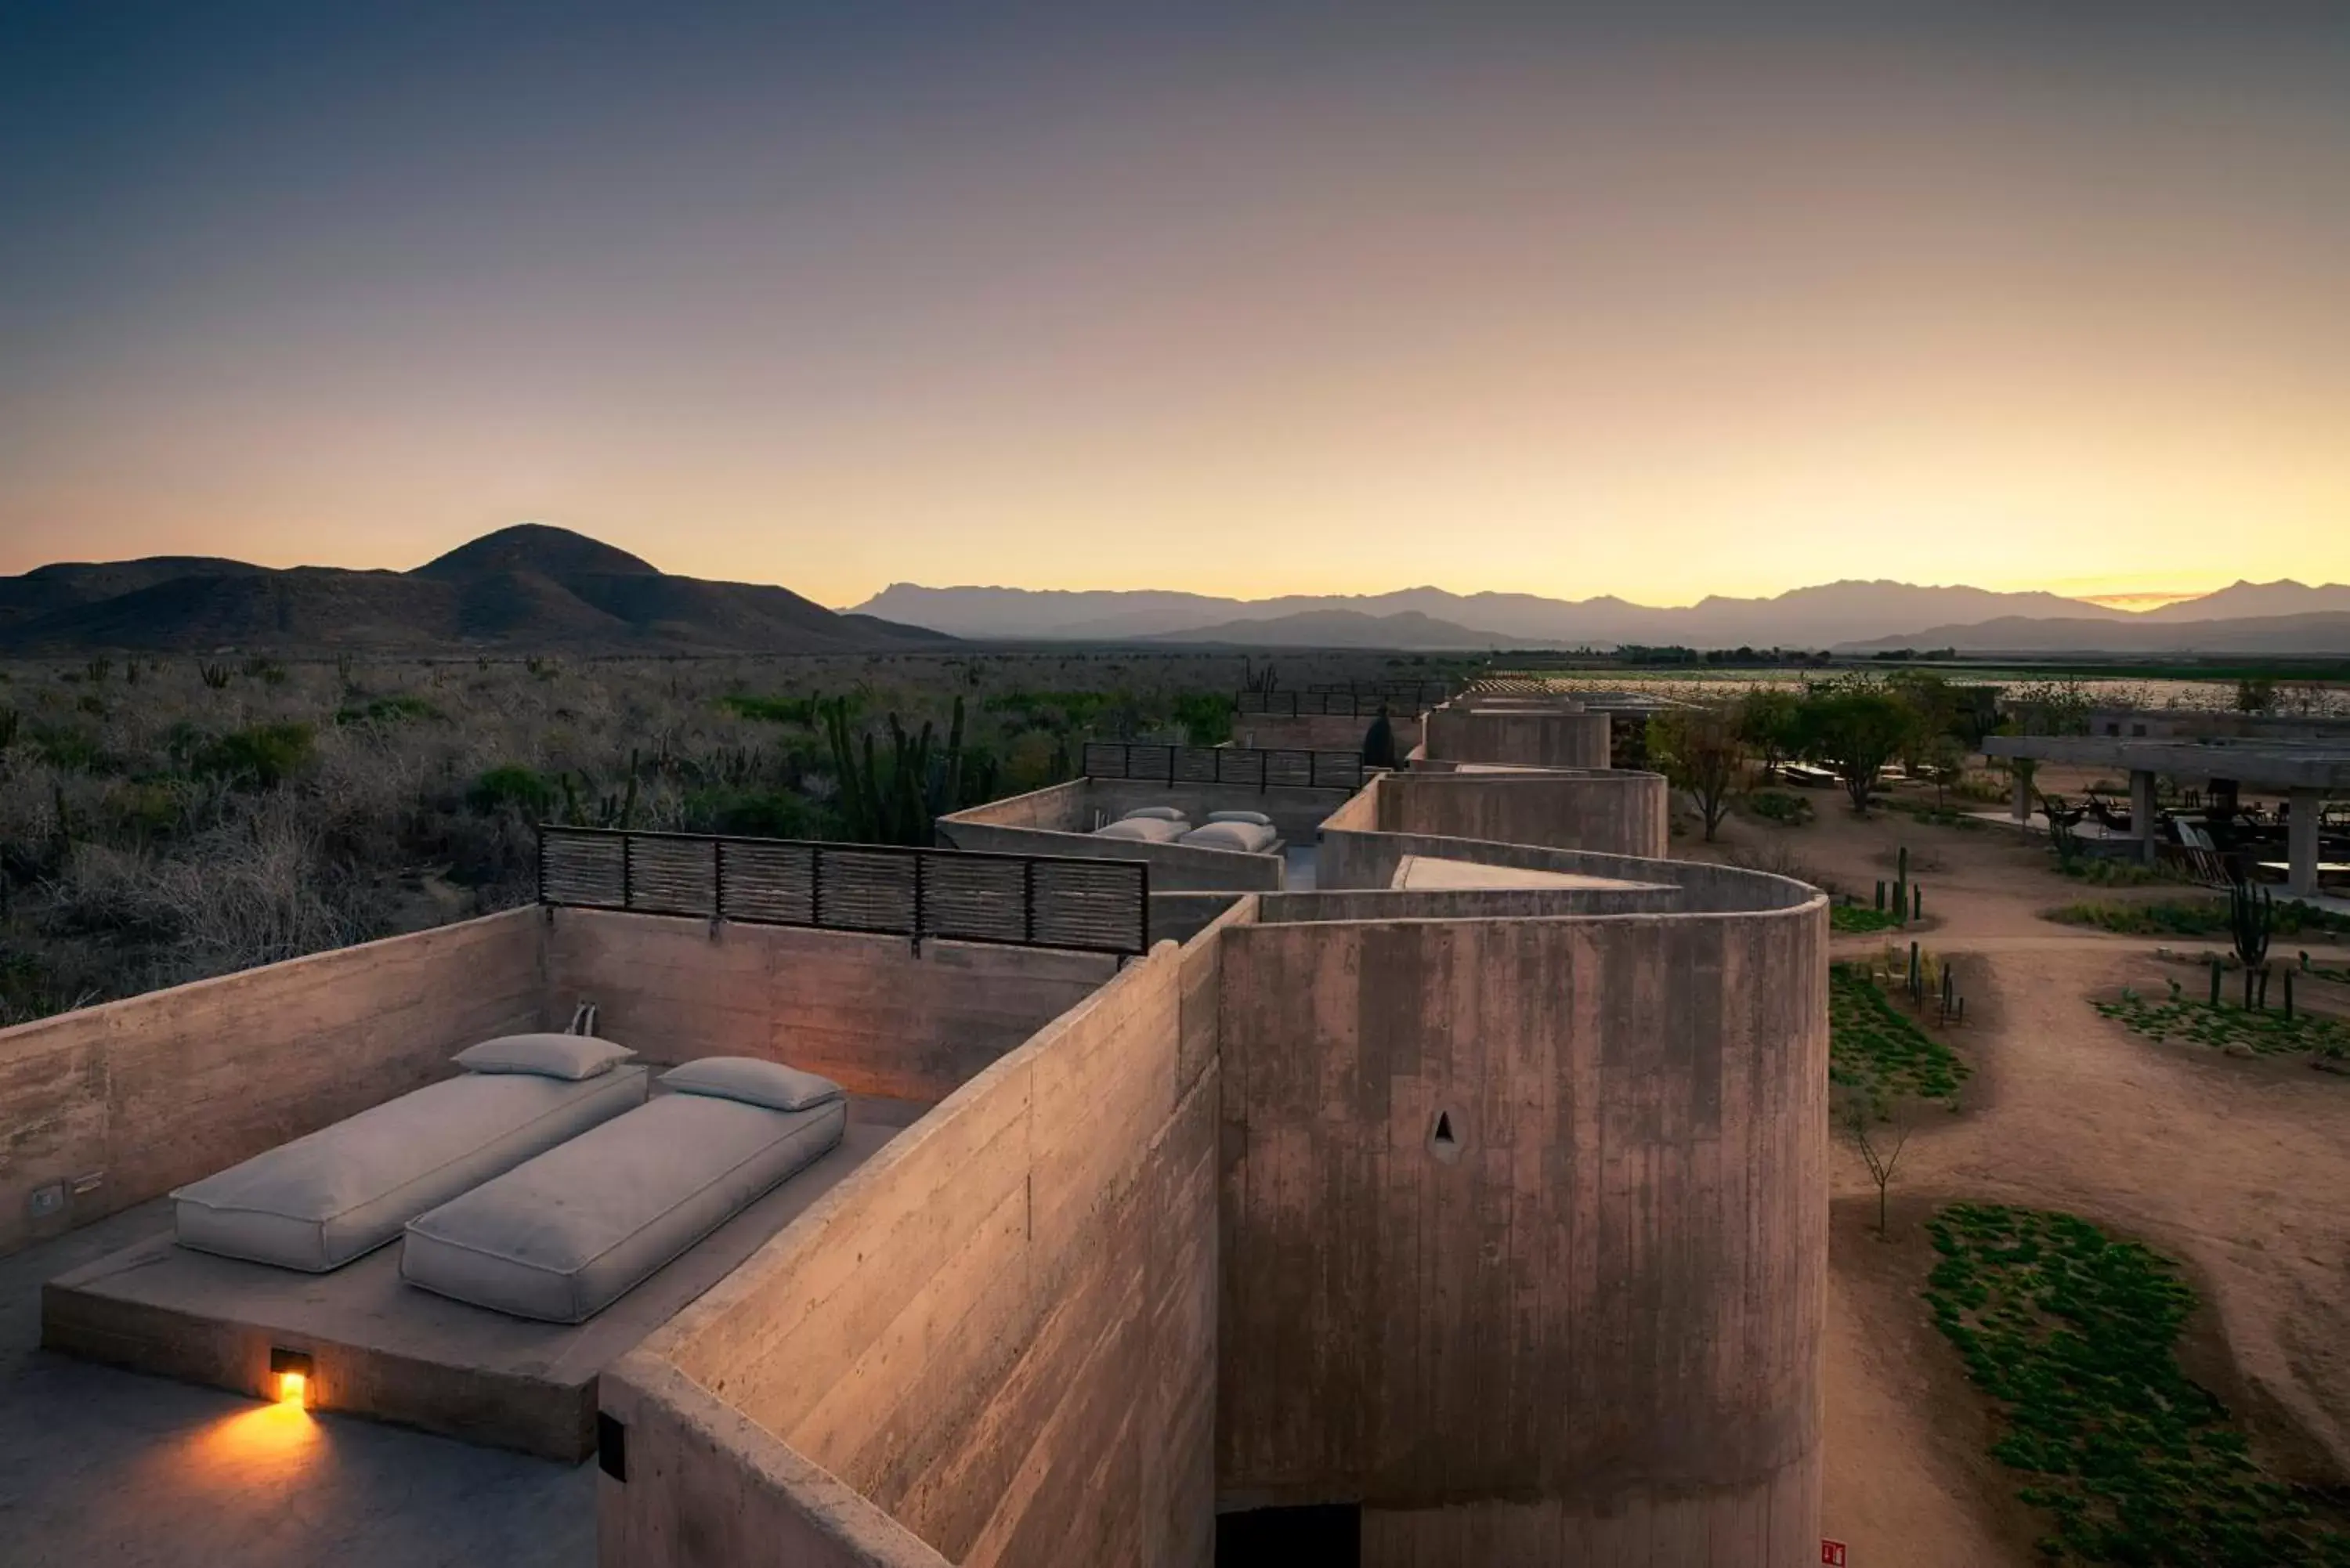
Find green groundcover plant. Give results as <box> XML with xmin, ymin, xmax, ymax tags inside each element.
<box><xmin>2095</xmin><ymin>991</ymin><xmax>2350</xmax><ymax>1060</ymax></box>
<box><xmin>1926</xmin><ymin>1204</ymin><xmax>2350</xmax><ymax>1565</ymax></box>
<box><xmin>1828</xmin><ymin>963</ymin><xmax>1967</xmax><ymax>1107</ymax></box>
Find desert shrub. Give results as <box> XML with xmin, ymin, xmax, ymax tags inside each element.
<box><xmin>334</xmin><ymin>693</ymin><xmax>441</xmax><ymax>726</ymax></box>
<box><xmin>1829</xmin><ymin>963</ymin><xmax>1967</xmax><ymax>1108</ymax></box>
<box><xmin>2095</xmin><ymin>991</ymin><xmax>2350</xmax><ymax>1059</ymax></box>
<box><xmin>190</xmin><ymin>723</ymin><xmax>316</xmax><ymax>788</ymax></box>
<box><xmin>1747</xmin><ymin>789</ymin><xmax>1813</xmax><ymax>826</ymax></box>
<box><xmin>28</xmin><ymin>722</ymin><xmax>109</xmax><ymax>773</ymax></box>
<box><xmin>1829</xmin><ymin>904</ymin><xmax>1901</xmax><ymax>934</ymax></box>
<box><xmin>0</xmin><ymin>705</ymin><xmax>18</xmax><ymax>750</ymax></box>
<box><xmin>2063</xmin><ymin>857</ymin><xmax>2178</xmax><ymax>887</ymax></box>
<box><xmin>468</xmin><ymin>764</ymin><xmax>558</xmax><ymax>818</ymax></box>
<box><xmin>2046</xmin><ymin>899</ymin><xmax>2350</xmax><ymax>938</ymax></box>
<box><xmin>1925</xmin><ymin>1203</ymin><xmax>2350</xmax><ymax>1564</ymax></box>
<box><xmin>1171</xmin><ymin>692</ymin><xmax>1234</xmax><ymax>747</ymax></box>
<box><xmin>721</xmin><ymin>692</ymin><xmax>823</xmax><ymax>727</ymax></box>
<box><xmin>682</xmin><ymin>787</ymin><xmax>832</xmax><ymax>841</ymax></box>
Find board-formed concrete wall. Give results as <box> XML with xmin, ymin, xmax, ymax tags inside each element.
<box><xmin>1215</xmin><ymin>891</ymin><xmax>1827</xmax><ymax>1564</ymax></box>
<box><xmin>543</xmin><ymin>908</ymin><xmax>1115</xmax><ymax>1104</ymax></box>
<box><xmin>1420</xmin><ymin>703</ymin><xmax>1611</xmax><ymax>769</ymax></box>
<box><xmin>1364</xmin><ymin>769</ymin><xmax>1668</xmax><ymax>859</ymax></box>
<box><xmin>0</xmin><ymin>906</ymin><xmax>544</xmax><ymax>1257</ymax></box>
<box><xmin>599</xmin><ymin>903</ymin><xmax>1253</xmax><ymax>1568</ymax></box>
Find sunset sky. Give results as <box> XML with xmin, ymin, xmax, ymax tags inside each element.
<box><xmin>2</xmin><ymin>4</ymin><xmax>2345</xmax><ymax>608</ymax></box>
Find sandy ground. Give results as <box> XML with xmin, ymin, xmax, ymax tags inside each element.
<box><xmin>1688</xmin><ymin>782</ymin><xmax>2350</xmax><ymax>1565</ymax></box>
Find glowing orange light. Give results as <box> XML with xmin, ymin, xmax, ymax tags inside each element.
<box><xmin>277</xmin><ymin>1370</ymin><xmax>307</xmax><ymax>1405</ymax></box>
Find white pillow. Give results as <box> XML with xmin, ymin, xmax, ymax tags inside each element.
<box><xmin>1120</xmin><ymin>806</ymin><xmax>1188</xmax><ymax>822</ymax></box>
<box><xmin>1094</xmin><ymin>818</ymin><xmax>1186</xmax><ymax>843</ymax></box>
<box><xmin>1206</xmin><ymin>810</ymin><xmax>1272</xmax><ymax>826</ymax></box>
<box><xmin>454</xmin><ymin>1032</ymin><xmax>634</xmax><ymax>1081</ymax></box>
<box><xmin>660</xmin><ymin>1057</ymin><xmax>844</xmax><ymax>1113</ymax></box>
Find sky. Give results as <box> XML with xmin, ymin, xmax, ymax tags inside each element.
<box><xmin>2</xmin><ymin>3</ymin><xmax>2346</xmax><ymax>609</ymax></box>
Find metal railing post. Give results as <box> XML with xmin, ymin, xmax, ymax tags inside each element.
<box><xmin>620</xmin><ymin>833</ymin><xmax>634</xmax><ymax>909</ymax></box>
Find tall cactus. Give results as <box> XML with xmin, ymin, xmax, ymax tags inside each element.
<box><xmin>822</xmin><ymin>695</ymin><xmax>972</xmax><ymax>845</ymax></box>
<box><xmin>2229</xmin><ymin>881</ymin><xmax>2272</xmax><ymax>1008</ymax></box>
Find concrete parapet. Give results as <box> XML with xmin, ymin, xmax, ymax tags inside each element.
<box><xmin>1420</xmin><ymin>701</ymin><xmax>1612</xmax><ymax>768</ymax></box>
<box><xmin>1217</xmin><ymin>872</ymin><xmax>1828</xmax><ymax>1563</ymax></box>
<box><xmin>0</xmin><ymin>906</ymin><xmax>544</xmax><ymax>1259</ymax></box>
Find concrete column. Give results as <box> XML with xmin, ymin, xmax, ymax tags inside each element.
<box><xmin>2288</xmin><ymin>787</ymin><xmax>2322</xmax><ymax>898</ymax></box>
<box><xmin>2012</xmin><ymin>770</ymin><xmax>2031</xmax><ymax>822</ymax></box>
<box><xmin>2131</xmin><ymin>769</ymin><xmax>2158</xmax><ymax>865</ymax></box>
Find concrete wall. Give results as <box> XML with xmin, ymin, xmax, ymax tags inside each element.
<box><xmin>1215</xmin><ymin>898</ymin><xmax>1827</xmax><ymax>1563</ymax></box>
<box><xmin>1419</xmin><ymin>705</ymin><xmax>1611</xmax><ymax>769</ymax></box>
<box><xmin>1366</xmin><ymin>770</ymin><xmax>1669</xmax><ymax>859</ymax></box>
<box><xmin>0</xmin><ymin>907</ymin><xmax>544</xmax><ymax>1258</ymax></box>
<box><xmin>1320</xmin><ymin>828</ymin><xmax>1817</xmax><ymax>914</ymax></box>
<box><xmin>544</xmin><ymin>908</ymin><xmax>1117</xmax><ymax>1105</ymax></box>
<box><xmin>600</xmin><ymin>902</ymin><xmax>1256</xmax><ymax>1568</ymax></box>
<box><xmin>936</xmin><ymin>779</ymin><xmax>1340</xmax><ymax>893</ymax></box>
<box><xmin>1258</xmin><ymin>887</ymin><xmax>1683</xmax><ymax>923</ymax></box>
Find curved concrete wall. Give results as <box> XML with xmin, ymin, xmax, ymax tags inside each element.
<box><xmin>1217</xmin><ymin>880</ymin><xmax>1827</xmax><ymax>1563</ymax></box>
<box><xmin>1420</xmin><ymin>703</ymin><xmax>1612</xmax><ymax>769</ymax></box>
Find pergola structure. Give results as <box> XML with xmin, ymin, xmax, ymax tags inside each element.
<box><xmin>1981</xmin><ymin>734</ymin><xmax>2350</xmax><ymax>896</ymax></box>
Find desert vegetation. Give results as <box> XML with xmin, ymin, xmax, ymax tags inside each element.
<box><xmin>1828</xmin><ymin>959</ymin><xmax>1969</xmax><ymax>1111</ymax></box>
<box><xmin>0</xmin><ymin>649</ymin><xmax>1462</xmax><ymax>1021</ymax></box>
<box><xmin>1925</xmin><ymin>1203</ymin><xmax>2350</xmax><ymax>1565</ymax></box>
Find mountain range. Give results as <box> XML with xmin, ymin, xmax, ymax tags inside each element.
<box><xmin>853</xmin><ymin>579</ymin><xmax>2350</xmax><ymax>652</ymax></box>
<box><xmin>4</xmin><ymin>529</ymin><xmax>2346</xmax><ymax>654</ymax></box>
<box><xmin>0</xmin><ymin>526</ymin><xmax>948</xmax><ymax>655</ymax></box>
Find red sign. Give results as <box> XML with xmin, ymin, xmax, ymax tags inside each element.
<box><xmin>1821</xmin><ymin>1543</ymin><xmax>1848</xmax><ymax>1566</ymax></box>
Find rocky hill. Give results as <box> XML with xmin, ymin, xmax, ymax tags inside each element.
<box><xmin>0</xmin><ymin>525</ymin><xmax>948</xmax><ymax>655</ymax></box>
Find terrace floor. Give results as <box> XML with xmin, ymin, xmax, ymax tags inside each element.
<box><xmin>1</xmin><ymin>1201</ymin><xmax>595</xmax><ymax>1568</ymax></box>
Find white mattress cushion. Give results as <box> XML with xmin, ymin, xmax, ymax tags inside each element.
<box><xmin>453</xmin><ymin>1031</ymin><xmax>634</xmax><ymax>1080</ymax></box>
<box><xmin>1178</xmin><ymin>820</ymin><xmax>1278</xmax><ymax>852</ymax></box>
<box><xmin>401</xmin><ymin>1093</ymin><xmax>848</xmax><ymax>1323</ymax></box>
<box><xmin>1119</xmin><ymin>806</ymin><xmax>1188</xmax><ymax>822</ymax></box>
<box><xmin>172</xmin><ymin>1066</ymin><xmax>649</xmax><ymax>1272</ymax></box>
<box><xmin>1206</xmin><ymin>810</ymin><xmax>1273</xmax><ymax>826</ymax></box>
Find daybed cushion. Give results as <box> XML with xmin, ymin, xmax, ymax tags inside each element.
<box><xmin>660</xmin><ymin>1057</ymin><xmax>844</xmax><ymax>1113</ymax></box>
<box><xmin>1178</xmin><ymin>820</ymin><xmax>1278</xmax><ymax>852</ymax></box>
<box><xmin>1120</xmin><ymin>806</ymin><xmax>1188</xmax><ymax>822</ymax></box>
<box><xmin>454</xmin><ymin>1032</ymin><xmax>634</xmax><ymax>1081</ymax></box>
<box><xmin>1206</xmin><ymin>810</ymin><xmax>1273</xmax><ymax>826</ymax></box>
<box><xmin>173</xmin><ymin>1065</ymin><xmax>649</xmax><ymax>1272</ymax></box>
<box><xmin>402</xmin><ymin>1089</ymin><xmax>848</xmax><ymax>1323</ymax></box>
<box><xmin>1094</xmin><ymin>818</ymin><xmax>1186</xmax><ymax>843</ymax></box>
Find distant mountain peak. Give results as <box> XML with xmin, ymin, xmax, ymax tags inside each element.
<box><xmin>411</xmin><ymin>523</ymin><xmax>659</xmax><ymax>583</ymax></box>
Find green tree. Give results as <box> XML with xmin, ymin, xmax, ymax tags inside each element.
<box><xmin>1795</xmin><ymin>682</ymin><xmax>1915</xmax><ymax>816</ymax></box>
<box><xmin>1647</xmin><ymin>704</ymin><xmax>1748</xmax><ymax>842</ymax></box>
<box><xmin>1737</xmin><ymin>688</ymin><xmax>1800</xmax><ymax>782</ymax></box>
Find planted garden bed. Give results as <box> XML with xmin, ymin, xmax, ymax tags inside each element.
<box><xmin>1926</xmin><ymin>1203</ymin><xmax>2350</xmax><ymax>1565</ymax></box>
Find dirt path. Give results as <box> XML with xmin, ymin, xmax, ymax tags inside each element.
<box><xmin>1688</xmin><ymin>800</ymin><xmax>2350</xmax><ymax>1564</ymax></box>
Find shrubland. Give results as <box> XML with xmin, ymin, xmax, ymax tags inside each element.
<box><xmin>0</xmin><ymin>648</ymin><xmax>1463</xmax><ymax>1020</ymax></box>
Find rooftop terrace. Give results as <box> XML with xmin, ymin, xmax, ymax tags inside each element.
<box><xmin>3</xmin><ymin>761</ymin><xmax>1829</xmax><ymax>1566</ymax></box>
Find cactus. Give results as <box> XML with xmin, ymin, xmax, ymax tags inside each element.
<box><xmin>822</xmin><ymin>695</ymin><xmax>972</xmax><ymax>846</ymax></box>
<box><xmin>198</xmin><ymin>662</ymin><xmax>232</xmax><ymax>690</ymax></box>
<box><xmin>85</xmin><ymin>656</ymin><xmax>111</xmax><ymax>684</ymax></box>
<box><xmin>2228</xmin><ymin>881</ymin><xmax>2272</xmax><ymax>1008</ymax></box>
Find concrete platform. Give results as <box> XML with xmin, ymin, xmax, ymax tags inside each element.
<box><xmin>42</xmin><ymin>1095</ymin><xmax>929</xmax><ymax>1462</ymax></box>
